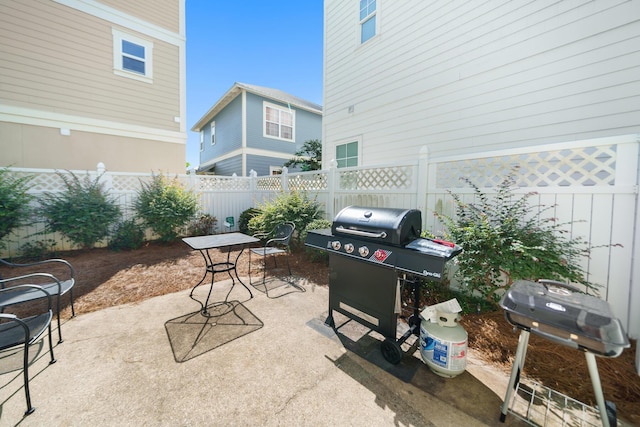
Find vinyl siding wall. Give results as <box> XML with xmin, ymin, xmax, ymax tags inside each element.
<box><xmin>213</xmin><ymin>156</ymin><xmax>243</xmax><ymax>177</ymax></box>
<box><xmin>200</xmin><ymin>96</ymin><xmax>243</xmax><ymax>164</ymax></box>
<box><xmin>0</xmin><ymin>0</ymin><xmax>185</xmax><ymax>173</ymax></box>
<box><xmin>323</xmin><ymin>0</ymin><xmax>640</xmax><ymax>165</ymax></box>
<box><xmin>100</xmin><ymin>0</ymin><xmax>180</xmax><ymax>33</ymax></box>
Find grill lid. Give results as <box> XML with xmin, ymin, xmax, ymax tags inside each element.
<box><xmin>332</xmin><ymin>206</ymin><xmax>422</xmax><ymax>246</ymax></box>
<box><xmin>500</xmin><ymin>280</ymin><xmax>630</xmax><ymax>356</ymax></box>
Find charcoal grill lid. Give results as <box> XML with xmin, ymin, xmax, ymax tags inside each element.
<box><xmin>500</xmin><ymin>280</ymin><xmax>629</xmax><ymax>348</ymax></box>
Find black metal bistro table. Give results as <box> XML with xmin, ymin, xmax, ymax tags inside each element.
<box><xmin>182</xmin><ymin>233</ymin><xmax>259</xmax><ymax>315</ymax></box>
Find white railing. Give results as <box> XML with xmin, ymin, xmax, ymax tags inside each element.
<box><xmin>2</xmin><ymin>135</ymin><xmax>639</xmax><ymax>340</ymax></box>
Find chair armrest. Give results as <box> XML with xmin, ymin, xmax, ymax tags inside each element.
<box><xmin>0</xmin><ymin>312</ymin><xmax>18</xmax><ymax>320</ymax></box>
<box><xmin>0</xmin><ymin>258</ymin><xmax>75</xmax><ymax>281</ymax></box>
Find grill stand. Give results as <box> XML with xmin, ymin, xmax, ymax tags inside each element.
<box><xmin>500</xmin><ymin>328</ymin><xmax>616</xmax><ymax>427</ymax></box>
<box><xmin>325</xmin><ymin>255</ymin><xmax>422</xmax><ymax>364</ymax></box>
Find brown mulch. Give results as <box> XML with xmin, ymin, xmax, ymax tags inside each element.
<box><xmin>2</xmin><ymin>240</ymin><xmax>638</xmax><ymax>424</ymax></box>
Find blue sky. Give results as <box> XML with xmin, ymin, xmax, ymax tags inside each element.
<box><xmin>185</xmin><ymin>1</ymin><xmax>324</xmax><ymax>168</ymax></box>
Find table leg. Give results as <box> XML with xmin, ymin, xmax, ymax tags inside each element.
<box><xmin>500</xmin><ymin>329</ymin><xmax>530</xmax><ymax>422</ymax></box>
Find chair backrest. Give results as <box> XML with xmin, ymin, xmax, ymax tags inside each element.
<box><xmin>273</xmin><ymin>222</ymin><xmax>295</xmax><ymax>246</ymax></box>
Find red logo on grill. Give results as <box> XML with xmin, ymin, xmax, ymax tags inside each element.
<box><xmin>373</xmin><ymin>249</ymin><xmax>390</xmax><ymax>262</ymax></box>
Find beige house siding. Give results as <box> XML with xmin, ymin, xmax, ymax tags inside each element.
<box><xmin>323</xmin><ymin>0</ymin><xmax>640</xmax><ymax>165</ymax></box>
<box><xmin>1</xmin><ymin>122</ymin><xmax>184</xmax><ymax>173</ymax></box>
<box><xmin>0</xmin><ymin>0</ymin><xmax>186</xmax><ymax>173</ymax></box>
<box><xmin>99</xmin><ymin>0</ymin><xmax>180</xmax><ymax>33</ymax></box>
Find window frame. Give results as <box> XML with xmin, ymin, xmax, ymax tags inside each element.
<box><xmin>263</xmin><ymin>101</ymin><xmax>295</xmax><ymax>142</ymax></box>
<box><xmin>335</xmin><ymin>140</ymin><xmax>359</xmax><ymax>168</ymax></box>
<box><xmin>199</xmin><ymin>130</ymin><xmax>204</xmax><ymax>152</ymax></box>
<box><xmin>112</xmin><ymin>28</ymin><xmax>153</xmax><ymax>83</ymax></box>
<box><xmin>359</xmin><ymin>0</ymin><xmax>377</xmax><ymax>44</ymax></box>
<box><xmin>210</xmin><ymin>121</ymin><xmax>216</xmax><ymax>146</ymax></box>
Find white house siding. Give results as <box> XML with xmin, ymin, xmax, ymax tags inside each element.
<box><xmin>323</xmin><ymin>0</ymin><xmax>640</xmax><ymax>165</ymax></box>
<box><xmin>0</xmin><ymin>0</ymin><xmax>186</xmax><ymax>173</ymax></box>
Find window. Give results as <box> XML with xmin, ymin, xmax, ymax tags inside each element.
<box><xmin>264</xmin><ymin>102</ymin><xmax>295</xmax><ymax>141</ymax></box>
<box><xmin>270</xmin><ymin>166</ymin><xmax>283</xmax><ymax>175</ymax></box>
<box><xmin>199</xmin><ymin>131</ymin><xmax>204</xmax><ymax>151</ymax></box>
<box><xmin>360</xmin><ymin>0</ymin><xmax>377</xmax><ymax>44</ymax></box>
<box><xmin>336</xmin><ymin>141</ymin><xmax>358</xmax><ymax>167</ymax></box>
<box><xmin>112</xmin><ymin>29</ymin><xmax>153</xmax><ymax>83</ymax></box>
<box><xmin>210</xmin><ymin>122</ymin><xmax>216</xmax><ymax>146</ymax></box>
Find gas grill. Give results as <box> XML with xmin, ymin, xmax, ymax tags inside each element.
<box><xmin>499</xmin><ymin>279</ymin><xmax>630</xmax><ymax>427</ymax></box>
<box><xmin>305</xmin><ymin>206</ymin><xmax>462</xmax><ymax>364</ymax></box>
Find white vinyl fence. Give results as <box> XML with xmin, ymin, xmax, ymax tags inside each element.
<box><xmin>2</xmin><ymin>135</ymin><xmax>639</xmax><ymax>341</ymax></box>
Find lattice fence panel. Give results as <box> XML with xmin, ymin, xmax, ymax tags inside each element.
<box><xmin>288</xmin><ymin>173</ymin><xmax>327</xmax><ymax>191</ymax></box>
<box><xmin>197</xmin><ymin>176</ymin><xmax>250</xmax><ymax>191</ymax></box>
<box><xmin>435</xmin><ymin>145</ymin><xmax>617</xmax><ymax>189</ymax></box>
<box><xmin>256</xmin><ymin>176</ymin><xmax>283</xmax><ymax>191</ymax></box>
<box><xmin>338</xmin><ymin>165</ymin><xmax>416</xmax><ymax>190</ymax></box>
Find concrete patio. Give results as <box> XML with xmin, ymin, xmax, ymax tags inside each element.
<box><xmin>0</xmin><ymin>276</ymin><xmax>526</xmax><ymax>426</ymax></box>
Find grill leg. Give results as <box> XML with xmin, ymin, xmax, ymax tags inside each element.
<box><xmin>500</xmin><ymin>329</ymin><xmax>530</xmax><ymax>422</ymax></box>
<box><xmin>585</xmin><ymin>352</ymin><xmax>612</xmax><ymax>427</ymax></box>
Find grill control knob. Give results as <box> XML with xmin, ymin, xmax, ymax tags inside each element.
<box><xmin>331</xmin><ymin>241</ymin><xmax>341</xmax><ymax>251</ymax></box>
<box><xmin>359</xmin><ymin>246</ymin><xmax>369</xmax><ymax>257</ymax></box>
<box><xmin>344</xmin><ymin>243</ymin><xmax>354</xmax><ymax>253</ymax></box>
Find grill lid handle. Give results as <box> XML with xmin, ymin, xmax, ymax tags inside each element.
<box><xmin>335</xmin><ymin>226</ymin><xmax>387</xmax><ymax>239</ymax></box>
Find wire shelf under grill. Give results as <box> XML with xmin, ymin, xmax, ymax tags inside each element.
<box><xmin>506</xmin><ymin>379</ymin><xmax>614</xmax><ymax>427</ymax></box>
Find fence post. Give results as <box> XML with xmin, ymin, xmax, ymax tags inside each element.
<box><xmin>249</xmin><ymin>169</ymin><xmax>257</xmax><ymax>203</ymax></box>
<box><xmin>416</xmin><ymin>146</ymin><xmax>429</xmax><ymax>225</ymax></box>
<box><xmin>97</xmin><ymin>162</ymin><xmax>113</xmax><ymax>192</ymax></box>
<box><xmin>327</xmin><ymin>160</ymin><xmax>337</xmax><ymax>220</ymax></box>
<box><xmin>281</xmin><ymin>167</ymin><xmax>289</xmax><ymax>192</ymax></box>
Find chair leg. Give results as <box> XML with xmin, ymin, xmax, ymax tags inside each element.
<box><xmin>22</xmin><ymin>341</ymin><xmax>34</xmax><ymax>415</ymax></box>
<box><xmin>69</xmin><ymin>289</ymin><xmax>76</xmax><ymax>318</ymax></box>
<box><xmin>286</xmin><ymin>251</ymin><xmax>291</xmax><ymax>275</ymax></box>
<box><xmin>55</xmin><ymin>297</ymin><xmax>63</xmax><ymax>344</ymax></box>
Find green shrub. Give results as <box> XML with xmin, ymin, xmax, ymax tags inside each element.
<box><xmin>301</xmin><ymin>218</ymin><xmax>332</xmax><ymax>262</ymax></box>
<box><xmin>248</xmin><ymin>190</ymin><xmax>323</xmax><ymax>246</ymax></box>
<box><xmin>134</xmin><ymin>174</ymin><xmax>198</xmax><ymax>242</ymax></box>
<box><xmin>0</xmin><ymin>168</ymin><xmax>34</xmax><ymax>249</ymax></box>
<box><xmin>109</xmin><ymin>219</ymin><xmax>146</xmax><ymax>251</ymax></box>
<box><xmin>38</xmin><ymin>171</ymin><xmax>121</xmax><ymax>249</ymax></box>
<box><xmin>17</xmin><ymin>239</ymin><xmax>57</xmax><ymax>262</ymax></box>
<box><xmin>187</xmin><ymin>213</ymin><xmax>217</xmax><ymax>236</ymax></box>
<box><xmin>435</xmin><ymin>170</ymin><xmax>596</xmax><ymax>304</ymax></box>
<box><xmin>238</xmin><ymin>208</ymin><xmax>262</xmax><ymax>234</ymax></box>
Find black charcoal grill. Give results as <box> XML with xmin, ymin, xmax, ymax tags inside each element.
<box><xmin>305</xmin><ymin>206</ymin><xmax>462</xmax><ymax>364</ymax></box>
<box><xmin>499</xmin><ymin>280</ymin><xmax>630</xmax><ymax>427</ymax></box>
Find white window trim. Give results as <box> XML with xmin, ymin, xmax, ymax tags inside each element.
<box><xmin>112</xmin><ymin>28</ymin><xmax>153</xmax><ymax>83</ymax></box>
<box><xmin>359</xmin><ymin>0</ymin><xmax>379</xmax><ymax>45</ymax></box>
<box><xmin>199</xmin><ymin>130</ymin><xmax>204</xmax><ymax>151</ymax></box>
<box><xmin>210</xmin><ymin>121</ymin><xmax>216</xmax><ymax>146</ymax></box>
<box><xmin>269</xmin><ymin>166</ymin><xmax>283</xmax><ymax>175</ymax></box>
<box><xmin>335</xmin><ymin>137</ymin><xmax>361</xmax><ymax>168</ymax></box>
<box><xmin>263</xmin><ymin>101</ymin><xmax>296</xmax><ymax>142</ymax></box>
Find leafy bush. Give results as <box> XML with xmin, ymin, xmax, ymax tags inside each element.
<box><xmin>109</xmin><ymin>219</ymin><xmax>146</xmax><ymax>251</ymax></box>
<box><xmin>301</xmin><ymin>218</ymin><xmax>332</xmax><ymax>262</ymax></box>
<box><xmin>38</xmin><ymin>171</ymin><xmax>121</xmax><ymax>249</ymax></box>
<box><xmin>0</xmin><ymin>167</ymin><xmax>34</xmax><ymax>249</ymax></box>
<box><xmin>17</xmin><ymin>239</ymin><xmax>57</xmax><ymax>262</ymax></box>
<box><xmin>435</xmin><ymin>170</ymin><xmax>596</xmax><ymax>304</ymax></box>
<box><xmin>187</xmin><ymin>213</ymin><xmax>217</xmax><ymax>236</ymax></box>
<box><xmin>134</xmin><ymin>174</ymin><xmax>198</xmax><ymax>242</ymax></box>
<box><xmin>238</xmin><ymin>208</ymin><xmax>262</xmax><ymax>234</ymax></box>
<box><xmin>248</xmin><ymin>190</ymin><xmax>323</xmax><ymax>246</ymax></box>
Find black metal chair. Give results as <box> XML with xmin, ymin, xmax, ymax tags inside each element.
<box><xmin>0</xmin><ymin>258</ymin><xmax>75</xmax><ymax>343</ymax></box>
<box><xmin>0</xmin><ymin>283</ymin><xmax>56</xmax><ymax>415</ymax></box>
<box><xmin>248</xmin><ymin>222</ymin><xmax>295</xmax><ymax>297</ymax></box>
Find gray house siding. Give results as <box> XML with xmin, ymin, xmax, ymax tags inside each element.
<box><xmin>245</xmin><ymin>92</ymin><xmax>300</xmax><ymax>153</ymax></box>
<box><xmin>212</xmin><ymin>156</ymin><xmax>242</xmax><ymax>176</ymax></box>
<box><xmin>200</xmin><ymin>96</ymin><xmax>242</xmax><ymax>164</ymax></box>
<box><xmin>246</xmin><ymin>154</ymin><xmax>302</xmax><ymax>176</ymax></box>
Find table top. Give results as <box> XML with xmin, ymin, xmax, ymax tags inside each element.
<box><xmin>182</xmin><ymin>233</ymin><xmax>259</xmax><ymax>251</ymax></box>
